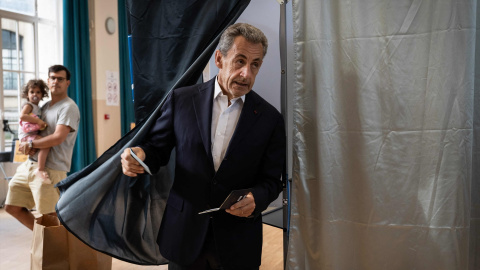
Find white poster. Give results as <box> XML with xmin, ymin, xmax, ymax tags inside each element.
<box><xmin>106</xmin><ymin>71</ymin><xmax>119</xmax><ymax>106</ymax></box>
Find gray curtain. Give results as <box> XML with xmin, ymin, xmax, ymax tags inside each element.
<box><xmin>288</xmin><ymin>0</ymin><xmax>479</xmax><ymax>269</ymax></box>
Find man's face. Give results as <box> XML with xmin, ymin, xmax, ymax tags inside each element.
<box><xmin>215</xmin><ymin>36</ymin><xmax>264</xmax><ymax>100</ymax></box>
<box><xmin>48</xmin><ymin>70</ymin><xmax>70</xmax><ymax>98</ymax></box>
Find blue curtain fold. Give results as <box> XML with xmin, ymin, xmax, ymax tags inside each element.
<box><xmin>118</xmin><ymin>0</ymin><xmax>135</xmax><ymax>136</ymax></box>
<box><xmin>63</xmin><ymin>0</ymin><xmax>96</xmax><ymax>173</ymax></box>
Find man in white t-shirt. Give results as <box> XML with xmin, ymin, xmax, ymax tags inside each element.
<box><xmin>5</xmin><ymin>65</ymin><xmax>80</xmax><ymax>230</ymax></box>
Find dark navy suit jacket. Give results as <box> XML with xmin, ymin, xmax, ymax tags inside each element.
<box><xmin>141</xmin><ymin>78</ymin><xmax>285</xmax><ymax>268</ymax></box>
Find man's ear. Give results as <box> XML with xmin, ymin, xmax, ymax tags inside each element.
<box><xmin>214</xmin><ymin>50</ymin><xmax>223</xmax><ymax>69</ymax></box>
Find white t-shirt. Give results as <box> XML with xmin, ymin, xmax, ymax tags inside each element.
<box><xmin>34</xmin><ymin>97</ymin><xmax>80</xmax><ymax>172</ymax></box>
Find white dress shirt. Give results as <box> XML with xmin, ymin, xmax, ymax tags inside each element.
<box><xmin>211</xmin><ymin>77</ymin><xmax>245</xmax><ymax>172</ymax></box>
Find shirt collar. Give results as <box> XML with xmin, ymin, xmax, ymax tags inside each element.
<box><xmin>214</xmin><ymin>76</ymin><xmax>245</xmax><ymax>104</ymax></box>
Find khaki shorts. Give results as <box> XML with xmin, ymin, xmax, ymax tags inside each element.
<box><xmin>5</xmin><ymin>160</ymin><xmax>66</xmax><ymax>214</ymax></box>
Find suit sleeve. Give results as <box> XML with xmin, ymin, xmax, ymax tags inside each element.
<box><xmin>140</xmin><ymin>91</ymin><xmax>176</xmax><ymax>172</ymax></box>
<box><xmin>250</xmin><ymin>112</ymin><xmax>286</xmax><ymax>218</ymax></box>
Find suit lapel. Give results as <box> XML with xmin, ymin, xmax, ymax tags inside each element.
<box><xmin>224</xmin><ymin>92</ymin><xmax>261</xmax><ymax>158</ymax></box>
<box><xmin>193</xmin><ymin>80</ymin><xmax>214</xmax><ymax>160</ymax></box>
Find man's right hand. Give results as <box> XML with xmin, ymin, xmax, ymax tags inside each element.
<box><xmin>18</xmin><ymin>141</ymin><xmax>37</xmax><ymax>156</ymax></box>
<box><xmin>120</xmin><ymin>147</ymin><xmax>146</xmax><ymax>177</ymax></box>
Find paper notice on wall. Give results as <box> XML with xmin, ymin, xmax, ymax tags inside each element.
<box><xmin>106</xmin><ymin>71</ymin><xmax>120</xmax><ymax>106</ymax></box>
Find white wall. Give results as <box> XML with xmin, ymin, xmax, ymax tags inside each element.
<box><xmin>89</xmin><ymin>0</ymin><xmax>121</xmax><ymax>157</ymax></box>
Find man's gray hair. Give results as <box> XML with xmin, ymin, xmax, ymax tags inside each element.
<box><xmin>218</xmin><ymin>23</ymin><xmax>268</xmax><ymax>57</ymax></box>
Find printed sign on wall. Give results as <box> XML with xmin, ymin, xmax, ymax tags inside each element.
<box><xmin>106</xmin><ymin>71</ymin><xmax>120</xmax><ymax>106</ymax></box>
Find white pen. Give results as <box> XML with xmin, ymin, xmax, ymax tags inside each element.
<box><xmin>129</xmin><ymin>148</ymin><xmax>152</xmax><ymax>175</ymax></box>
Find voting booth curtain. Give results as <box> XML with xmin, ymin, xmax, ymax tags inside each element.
<box><xmin>63</xmin><ymin>0</ymin><xmax>97</xmax><ymax>173</ymax></box>
<box><xmin>118</xmin><ymin>0</ymin><xmax>135</xmax><ymax>136</ymax></box>
<box><xmin>288</xmin><ymin>0</ymin><xmax>480</xmax><ymax>269</ymax></box>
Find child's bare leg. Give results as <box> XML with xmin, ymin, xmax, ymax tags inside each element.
<box><xmin>37</xmin><ymin>148</ymin><xmax>50</xmax><ymax>171</ymax></box>
<box><xmin>34</xmin><ymin>135</ymin><xmax>51</xmax><ymax>183</ymax></box>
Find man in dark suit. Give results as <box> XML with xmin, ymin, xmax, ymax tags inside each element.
<box><xmin>121</xmin><ymin>23</ymin><xmax>286</xmax><ymax>270</ymax></box>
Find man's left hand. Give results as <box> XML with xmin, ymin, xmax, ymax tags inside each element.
<box><xmin>18</xmin><ymin>141</ymin><xmax>37</xmax><ymax>156</ymax></box>
<box><xmin>225</xmin><ymin>192</ymin><xmax>255</xmax><ymax>218</ymax></box>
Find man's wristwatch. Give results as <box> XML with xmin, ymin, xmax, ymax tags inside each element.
<box><xmin>28</xmin><ymin>140</ymin><xmax>33</xmax><ymax>149</ymax></box>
